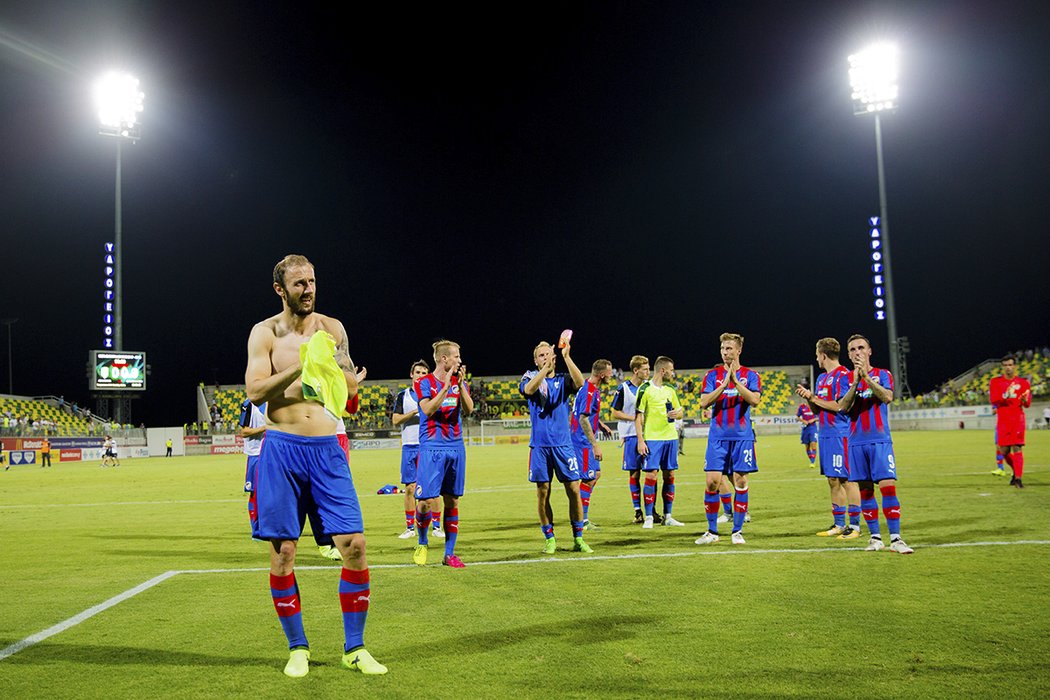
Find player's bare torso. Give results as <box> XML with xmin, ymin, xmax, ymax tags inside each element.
<box><xmin>259</xmin><ymin>312</ymin><xmax>346</xmax><ymax>437</ymax></box>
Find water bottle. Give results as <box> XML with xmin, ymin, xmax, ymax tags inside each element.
<box><xmin>666</xmin><ymin>400</ymin><xmax>674</xmax><ymax>423</ymax></box>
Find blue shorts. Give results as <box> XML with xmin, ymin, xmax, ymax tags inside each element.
<box><xmin>704</xmin><ymin>439</ymin><xmax>758</xmax><ymax>475</ymax></box>
<box><xmin>528</xmin><ymin>445</ymin><xmax>581</xmax><ymax>484</ymax></box>
<box><xmin>574</xmin><ymin>444</ymin><xmax>601</xmax><ymax>481</ymax></box>
<box><xmin>801</xmin><ymin>424</ymin><xmax>817</xmax><ymax>444</ymax></box>
<box><xmin>643</xmin><ymin>439</ymin><xmax>679</xmax><ymax>472</ymax></box>
<box><xmin>400</xmin><ymin>444</ymin><xmax>420</xmax><ymax>485</ymax></box>
<box><xmin>818</xmin><ymin>436</ymin><xmax>849</xmax><ymax>479</ymax></box>
<box><xmin>848</xmin><ymin>441</ymin><xmax>897</xmax><ymax>483</ymax></box>
<box><xmin>621</xmin><ymin>436</ymin><xmax>643</xmax><ymax>471</ymax></box>
<box><xmin>415</xmin><ymin>445</ymin><xmax>466</xmax><ymax>499</ymax></box>
<box><xmin>254</xmin><ymin>430</ymin><xmax>363</xmax><ymax>541</ymax></box>
<box><xmin>244</xmin><ymin>454</ymin><xmax>260</xmax><ymax>492</ymax></box>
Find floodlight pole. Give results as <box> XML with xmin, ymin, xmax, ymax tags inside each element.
<box><xmin>114</xmin><ymin>138</ymin><xmax>123</xmax><ymax>352</ymax></box>
<box><xmin>873</xmin><ymin>113</ymin><xmax>901</xmax><ymax>397</ymax></box>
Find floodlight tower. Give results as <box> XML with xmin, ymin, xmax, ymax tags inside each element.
<box><xmin>849</xmin><ymin>43</ymin><xmax>902</xmax><ymax>397</ymax></box>
<box><xmin>93</xmin><ymin>72</ymin><xmax>144</xmax><ymax>353</ymax></box>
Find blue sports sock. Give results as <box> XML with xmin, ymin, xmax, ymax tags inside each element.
<box><xmin>339</xmin><ymin>568</ymin><xmax>369</xmax><ymax>652</ymax></box>
<box><xmin>860</xmin><ymin>489</ymin><xmax>881</xmax><ymax>537</ymax></box>
<box><xmin>848</xmin><ymin>505</ymin><xmax>861</xmax><ymax>527</ymax></box>
<box><xmin>541</xmin><ymin>524</ymin><xmax>555</xmax><ymax>540</ymax></box>
<box><xmin>704</xmin><ymin>491</ymin><xmax>720</xmax><ymax>533</ymax></box>
<box><xmin>571</xmin><ymin>520</ymin><xmax>584</xmax><ymax>539</ymax></box>
<box><xmin>643</xmin><ymin>476</ymin><xmax>657</xmax><ymax>517</ymax></box>
<box><xmin>580</xmin><ymin>482</ymin><xmax>593</xmax><ymax>521</ymax></box>
<box><xmin>444</xmin><ymin>509</ymin><xmax>459</xmax><ymax>557</ymax></box>
<box><xmin>629</xmin><ymin>474</ymin><xmax>641</xmax><ymax>510</ymax></box>
<box><xmin>270</xmin><ymin>572</ymin><xmax>308</xmax><ymax>649</ymax></box>
<box><xmin>431</xmin><ymin>510</ymin><xmax>441</xmax><ymax>530</ymax></box>
<box><xmin>733</xmin><ymin>488</ymin><xmax>749</xmax><ymax>533</ymax></box>
<box><xmin>832</xmin><ymin>503</ymin><xmax>846</xmax><ymax>528</ymax></box>
<box><xmin>662</xmin><ymin>474</ymin><xmax>675</xmax><ymax>516</ymax></box>
<box><xmin>417</xmin><ymin>510</ymin><xmax>432</xmax><ymax>545</ymax></box>
<box><xmin>880</xmin><ymin>485</ymin><xmax>901</xmax><ymax>537</ymax></box>
<box><xmin>720</xmin><ymin>493</ymin><xmax>732</xmax><ymax>515</ymax></box>
<box><xmin>995</xmin><ymin>452</ymin><xmax>1005</xmax><ymax>471</ymax></box>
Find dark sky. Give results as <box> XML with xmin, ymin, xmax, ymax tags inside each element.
<box><xmin>1</xmin><ymin>1</ymin><xmax>1048</xmax><ymax>425</ymax></box>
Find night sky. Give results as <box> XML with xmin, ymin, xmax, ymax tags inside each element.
<box><xmin>2</xmin><ymin>1</ymin><xmax>1048</xmax><ymax>426</ymax></box>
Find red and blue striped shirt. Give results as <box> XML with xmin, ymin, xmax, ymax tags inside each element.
<box><xmin>814</xmin><ymin>366</ymin><xmax>850</xmax><ymax>438</ymax></box>
<box><xmin>414</xmin><ymin>373</ymin><xmax>464</xmax><ymax>447</ymax></box>
<box><xmin>846</xmin><ymin>368</ymin><xmax>894</xmax><ymax>444</ymax></box>
<box><xmin>703</xmin><ymin>365</ymin><xmax>761</xmax><ymax>441</ymax></box>
<box><xmin>571</xmin><ymin>380</ymin><xmax>602</xmax><ymax>450</ymax></box>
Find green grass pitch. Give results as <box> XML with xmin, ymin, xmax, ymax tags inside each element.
<box><xmin>1</xmin><ymin>430</ymin><xmax>1047</xmax><ymax>699</ymax></box>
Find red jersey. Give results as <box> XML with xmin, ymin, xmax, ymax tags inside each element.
<box><xmin>990</xmin><ymin>375</ymin><xmax>1031</xmax><ymax>446</ymax></box>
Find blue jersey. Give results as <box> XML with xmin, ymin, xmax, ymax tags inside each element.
<box><xmin>415</xmin><ymin>374</ymin><xmax>464</xmax><ymax>447</ymax></box>
<box><xmin>703</xmin><ymin>366</ymin><xmax>761</xmax><ymax>441</ymax></box>
<box><xmin>846</xmin><ymin>368</ymin><xmax>894</xmax><ymax>445</ymax></box>
<box><xmin>520</xmin><ymin>371</ymin><xmax>574</xmax><ymax>447</ymax></box>
<box><xmin>814</xmin><ymin>367</ymin><xmax>851</xmax><ymax>438</ymax></box>
<box><xmin>570</xmin><ymin>381</ymin><xmax>602</xmax><ymax>450</ymax></box>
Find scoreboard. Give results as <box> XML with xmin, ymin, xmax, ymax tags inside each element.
<box><xmin>90</xmin><ymin>350</ymin><xmax>147</xmax><ymax>391</ymax></box>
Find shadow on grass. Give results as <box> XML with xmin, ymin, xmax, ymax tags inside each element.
<box><xmin>4</xmin><ymin>642</ymin><xmax>270</xmax><ymax>668</ymax></box>
<box><xmin>431</xmin><ymin>613</ymin><xmax>654</xmax><ymax>657</ymax></box>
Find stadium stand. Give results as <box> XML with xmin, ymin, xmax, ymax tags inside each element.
<box><xmin>0</xmin><ymin>396</ymin><xmax>102</xmax><ymax>436</ymax></box>
<box><xmin>901</xmin><ymin>348</ymin><xmax>1049</xmax><ymax>408</ymax></box>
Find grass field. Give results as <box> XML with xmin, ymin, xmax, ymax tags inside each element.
<box><xmin>1</xmin><ymin>430</ymin><xmax>1048</xmax><ymax>699</ymax></box>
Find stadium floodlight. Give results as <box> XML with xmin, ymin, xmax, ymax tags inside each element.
<box><xmin>848</xmin><ymin>43</ymin><xmax>899</xmax><ymax>116</ymax></box>
<box><xmin>93</xmin><ymin>72</ymin><xmax>144</xmax><ymax>358</ymax></box>
<box><xmin>93</xmin><ymin>71</ymin><xmax>144</xmax><ymax>140</ymax></box>
<box><xmin>849</xmin><ymin>44</ymin><xmax>902</xmax><ymax>397</ymax></box>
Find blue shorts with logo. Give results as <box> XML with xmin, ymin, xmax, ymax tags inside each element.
<box><xmin>848</xmin><ymin>441</ymin><xmax>897</xmax><ymax>483</ymax></box>
<box><xmin>801</xmin><ymin>424</ymin><xmax>817</xmax><ymax>444</ymax></box>
<box><xmin>818</xmin><ymin>436</ymin><xmax>849</xmax><ymax>479</ymax></box>
<box><xmin>415</xmin><ymin>445</ymin><xmax>466</xmax><ymax>499</ymax></box>
<box><xmin>400</xmin><ymin>444</ymin><xmax>420</xmax><ymax>485</ymax></box>
<box><xmin>642</xmin><ymin>439</ymin><xmax>679</xmax><ymax>471</ymax></box>
<box><xmin>244</xmin><ymin>454</ymin><xmax>260</xmax><ymax>492</ymax></box>
<box><xmin>574</xmin><ymin>443</ymin><xmax>601</xmax><ymax>481</ymax></box>
<box><xmin>621</xmin><ymin>436</ymin><xmax>643</xmax><ymax>471</ymax></box>
<box><xmin>254</xmin><ymin>430</ymin><xmax>363</xmax><ymax>541</ymax></box>
<box><xmin>528</xmin><ymin>445</ymin><xmax>581</xmax><ymax>484</ymax></box>
<box><xmin>704</xmin><ymin>439</ymin><xmax>758</xmax><ymax>475</ymax></box>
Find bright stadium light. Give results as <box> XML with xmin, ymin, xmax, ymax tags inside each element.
<box><xmin>849</xmin><ymin>43</ymin><xmax>899</xmax><ymax>116</ymax></box>
<box><xmin>850</xmin><ymin>43</ymin><xmax>903</xmax><ymax>397</ymax></box>
<box><xmin>93</xmin><ymin>71</ymin><xmax>144</xmax><ymax>361</ymax></box>
<box><xmin>94</xmin><ymin>71</ymin><xmax>144</xmax><ymax>140</ymax></box>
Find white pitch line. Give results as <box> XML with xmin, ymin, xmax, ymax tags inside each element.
<box><xmin>0</xmin><ymin>571</ymin><xmax>179</xmax><ymax>662</ymax></box>
<box><xmin>2</xmin><ymin>539</ymin><xmax>1047</xmax><ymax>662</ymax></box>
<box><xmin>0</xmin><ymin>498</ymin><xmax>244</xmax><ymax>510</ymax></box>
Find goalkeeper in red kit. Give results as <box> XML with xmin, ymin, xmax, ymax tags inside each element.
<box><xmin>989</xmin><ymin>355</ymin><xmax>1032</xmax><ymax>489</ymax></box>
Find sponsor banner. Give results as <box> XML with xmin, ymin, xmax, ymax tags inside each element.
<box><xmin>753</xmin><ymin>415</ymin><xmax>802</xmax><ymax>426</ymax></box>
<box><xmin>349</xmin><ymin>438</ymin><xmax>400</xmax><ymax>451</ymax></box>
<box><xmin>349</xmin><ymin>430</ymin><xmax>399</xmax><ymax>440</ymax></box>
<box><xmin>890</xmin><ymin>405</ymin><xmax>994</xmax><ymax>420</ymax></box>
<box><xmin>212</xmin><ymin>434</ymin><xmax>241</xmax><ymax>447</ymax></box>
<box><xmin>184</xmin><ymin>435</ymin><xmax>213</xmax><ymax>445</ymax></box>
<box><xmin>81</xmin><ymin>448</ymin><xmax>103</xmax><ymax>461</ymax></box>
<box><xmin>60</xmin><ymin>449</ymin><xmax>83</xmax><ymax>462</ymax></box>
<box><xmin>0</xmin><ymin>438</ymin><xmax>18</xmax><ymax>451</ymax></box>
<box><xmin>210</xmin><ymin>444</ymin><xmax>243</xmax><ymax>455</ymax></box>
<box><xmin>494</xmin><ymin>435</ymin><xmax>526</xmax><ymax>445</ymax></box>
<box><xmin>683</xmin><ymin>426</ymin><xmax>710</xmax><ymax>439</ymax></box>
<box><xmin>7</xmin><ymin>450</ymin><xmax>37</xmax><ymax>465</ymax></box>
<box><xmin>130</xmin><ymin>447</ymin><xmax>150</xmax><ymax>458</ymax></box>
<box><xmin>51</xmin><ymin>438</ymin><xmax>106</xmax><ymax>449</ymax></box>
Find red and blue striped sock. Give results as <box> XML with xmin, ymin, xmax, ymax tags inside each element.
<box><xmin>580</xmin><ymin>482</ymin><xmax>593</xmax><ymax>521</ymax></box>
<box><xmin>444</xmin><ymin>508</ymin><xmax>459</xmax><ymax>557</ymax></box>
<box><xmin>995</xmin><ymin>452</ymin><xmax>1005</xmax><ymax>471</ymax></box>
<box><xmin>880</xmin><ymin>485</ymin><xmax>901</xmax><ymax>537</ymax></box>
<box><xmin>720</xmin><ymin>492</ymin><xmax>732</xmax><ymax>515</ymax></box>
<box><xmin>416</xmin><ymin>510</ymin><xmax>432</xmax><ymax>545</ymax></box>
<box><xmin>848</xmin><ymin>504</ymin><xmax>861</xmax><ymax>527</ymax></box>
<box><xmin>807</xmin><ymin>449</ymin><xmax>816</xmax><ymax>464</ymax></box>
<box><xmin>643</xmin><ymin>476</ymin><xmax>657</xmax><ymax>517</ymax></box>
<box><xmin>270</xmin><ymin>572</ymin><xmax>307</xmax><ymax>649</ymax></box>
<box><xmin>628</xmin><ymin>473</ymin><xmax>641</xmax><ymax>510</ymax></box>
<box><xmin>431</xmin><ymin>510</ymin><xmax>442</xmax><ymax>530</ymax></box>
<box><xmin>704</xmin><ymin>491</ymin><xmax>720</xmax><ymax>533</ymax></box>
<box><xmin>338</xmin><ymin>567</ymin><xmax>369</xmax><ymax>652</ymax></box>
<box><xmin>662</xmin><ymin>474</ymin><xmax>675</xmax><ymax>516</ymax></box>
<box><xmin>404</xmin><ymin>510</ymin><xmax>415</xmax><ymax>530</ymax></box>
<box><xmin>571</xmin><ymin>520</ymin><xmax>584</xmax><ymax>539</ymax></box>
<box><xmin>541</xmin><ymin>523</ymin><xmax>555</xmax><ymax>540</ymax></box>
<box><xmin>832</xmin><ymin>502</ymin><xmax>846</xmax><ymax>528</ymax></box>
<box><xmin>860</xmin><ymin>488</ymin><xmax>881</xmax><ymax>537</ymax></box>
<box><xmin>733</xmin><ymin>488</ymin><xmax>749</xmax><ymax>533</ymax></box>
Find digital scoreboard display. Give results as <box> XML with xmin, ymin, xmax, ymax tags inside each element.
<box><xmin>91</xmin><ymin>351</ymin><xmax>147</xmax><ymax>391</ymax></box>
